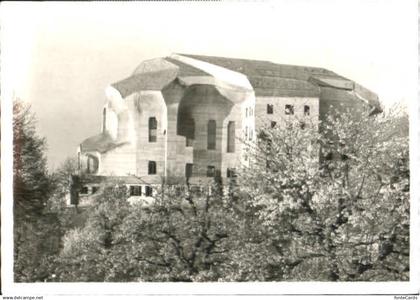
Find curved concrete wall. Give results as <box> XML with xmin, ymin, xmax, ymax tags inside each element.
<box><xmin>133</xmin><ymin>91</ymin><xmax>168</xmax><ymax>180</ymax></box>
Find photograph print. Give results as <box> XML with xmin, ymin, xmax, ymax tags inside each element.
<box><xmin>1</xmin><ymin>0</ymin><xmax>418</xmax><ymax>296</ymax></box>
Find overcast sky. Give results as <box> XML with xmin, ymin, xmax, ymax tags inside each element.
<box><xmin>2</xmin><ymin>1</ymin><xmax>417</xmax><ymax>169</ymax></box>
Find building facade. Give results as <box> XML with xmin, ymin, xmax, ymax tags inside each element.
<box><xmin>71</xmin><ymin>54</ymin><xmax>380</xmax><ymax>205</ymax></box>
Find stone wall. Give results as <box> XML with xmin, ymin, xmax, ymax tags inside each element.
<box><xmin>161</xmin><ymin>81</ymin><xmax>194</xmax><ymax>180</ymax></box>
<box><xmin>131</xmin><ymin>91</ymin><xmax>167</xmax><ymax>179</ymax></box>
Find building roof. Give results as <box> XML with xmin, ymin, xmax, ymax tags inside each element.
<box><xmin>179</xmin><ymin>54</ymin><xmax>344</xmax><ymax>81</ymax></box>
<box><xmin>112</xmin><ymin>69</ymin><xmax>178</xmax><ymax>98</ymax></box>
<box><xmin>110</xmin><ymin>53</ymin><xmax>380</xmax><ymax>109</ymax></box>
<box><xmin>80</xmin><ymin>132</ymin><xmax>126</xmax><ymax>153</ymax></box>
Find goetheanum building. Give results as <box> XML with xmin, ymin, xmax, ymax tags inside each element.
<box><xmin>70</xmin><ymin>54</ymin><xmax>380</xmax><ymax>205</ymax></box>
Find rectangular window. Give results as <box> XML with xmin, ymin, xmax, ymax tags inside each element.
<box><xmin>207</xmin><ymin>166</ymin><xmax>215</xmax><ymax>177</ymax></box>
<box><xmin>148</xmin><ymin>161</ymin><xmax>157</xmax><ymax>174</ymax></box>
<box><xmin>185</xmin><ymin>163</ymin><xmax>193</xmax><ymax>178</ymax></box>
<box><xmin>245</xmin><ymin>107</ymin><xmax>248</xmax><ymax>117</ymax></box>
<box><xmin>103</xmin><ymin>108</ymin><xmax>107</xmax><ymax>133</ymax></box>
<box><xmin>80</xmin><ymin>186</ymin><xmax>89</xmax><ymax>194</ymax></box>
<box><xmin>267</xmin><ymin>104</ymin><xmax>274</xmax><ymax>114</ymax></box>
<box><xmin>227</xmin><ymin>121</ymin><xmax>235</xmax><ymax>153</ymax></box>
<box><xmin>245</xmin><ymin>126</ymin><xmax>248</xmax><ymax>140</ymax></box>
<box><xmin>285</xmin><ymin>104</ymin><xmax>294</xmax><ymax>115</ymax></box>
<box><xmin>145</xmin><ymin>186</ymin><xmax>153</xmax><ymax>196</ymax></box>
<box><xmin>130</xmin><ymin>185</ymin><xmax>142</xmax><ymax>196</ymax></box>
<box><xmin>227</xmin><ymin>168</ymin><xmax>236</xmax><ymax>178</ymax></box>
<box><xmin>149</xmin><ymin>117</ymin><xmax>157</xmax><ymax>142</ymax></box>
<box><xmin>304</xmin><ymin>105</ymin><xmax>310</xmax><ymax>116</ymax></box>
<box><xmin>185</xmin><ymin>118</ymin><xmax>195</xmax><ymax>147</ymax></box>
<box><xmin>207</xmin><ymin>120</ymin><xmax>216</xmax><ymax>150</ymax></box>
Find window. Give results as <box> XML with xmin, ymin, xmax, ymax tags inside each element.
<box><xmin>227</xmin><ymin>168</ymin><xmax>236</xmax><ymax>178</ymax></box>
<box><xmin>271</xmin><ymin>121</ymin><xmax>277</xmax><ymax>128</ymax></box>
<box><xmin>249</xmin><ymin>129</ymin><xmax>253</xmax><ymax>140</ymax></box>
<box><xmin>149</xmin><ymin>117</ymin><xmax>157</xmax><ymax>142</ymax></box>
<box><xmin>87</xmin><ymin>155</ymin><xmax>98</xmax><ymax>174</ymax></box>
<box><xmin>207</xmin><ymin>120</ymin><xmax>216</xmax><ymax>150</ymax></box>
<box><xmin>285</xmin><ymin>104</ymin><xmax>294</xmax><ymax>115</ymax></box>
<box><xmin>102</xmin><ymin>108</ymin><xmax>106</xmax><ymax>132</ymax></box>
<box><xmin>304</xmin><ymin>105</ymin><xmax>310</xmax><ymax>116</ymax></box>
<box><xmin>245</xmin><ymin>107</ymin><xmax>248</xmax><ymax>117</ymax></box>
<box><xmin>185</xmin><ymin>118</ymin><xmax>195</xmax><ymax>147</ymax></box>
<box><xmin>267</xmin><ymin>104</ymin><xmax>274</xmax><ymax>114</ymax></box>
<box><xmin>185</xmin><ymin>163</ymin><xmax>193</xmax><ymax>178</ymax></box>
<box><xmin>92</xmin><ymin>186</ymin><xmax>99</xmax><ymax>194</ymax></box>
<box><xmin>130</xmin><ymin>185</ymin><xmax>142</xmax><ymax>196</ymax></box>
<box><xmin>207</xmin><ymin>166</ymin><xmax>215</xmax><ymax>177</ymax></box>
<box><xmin>227</xmin><ymin>121</ymin><xmax>235</xmax><ymax>153</ymax></box>
<box><xmin>300</xmin><ymin>122</ymin><xmax>306</xmax><ymax>130</ymax></box>
<box><xmin>145</xmin><ymin>186</ymin><xmax>153</xmax><ymax>196</ymax></box>
<box><xmin>148</xmin><ymin>161</ymin><xmax>157</xmax><ymax>174</ymax></box>
<box><xmin>80</xmin><ymin>186</ymin><xmax>88</xmax><ymax>194</ymax></box>
<box><xmin>245</xmin><ymin>126</ymin><xmax>248</xmax><ymax>140</ymax></box>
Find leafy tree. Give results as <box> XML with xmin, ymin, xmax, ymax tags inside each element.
<box><xmin>240</xmin><ymin>105</ymin><xmax>409</xmax><ymax>281</ymax></box>
<box><xmin>13</xmin><ymin>100</ymin><xmax>59</xmax><ymax>282</ymax></box>
<box><xmin>13</xmin><ymin>100</ymin><xmax>51</xmax><ymax>219</ymax></box>
<box><xmin>46</xmin><ymin>157</ymin><xmax>90</xmax><ymax>229</ymax></box>
<box><xmin>52</xmin><ymin>181</ymin><xmax>247</xmax><ymax>282</ymax></box>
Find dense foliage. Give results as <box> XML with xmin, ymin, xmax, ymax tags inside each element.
<box><xmin>13</xmin><ymin>100</ymin><xmax>59</xmax><ymax>282</ymax></box>
<box><xmin>14</xmin><ymin>102</ymin><xmax>409</xmax><ymax>282</ymax></box>
<box><xmin>240</xmin><ymin>107</ymin><xmax>409</xmax><ymax>281</ymax></box>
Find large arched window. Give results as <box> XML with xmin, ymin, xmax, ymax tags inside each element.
<box><xmin>102</xmin><ymin>108</ymin><xmax>106</xmax><ymax>133</ymax></box>
<box><xmin>227</xmin><ymin>121</ymin><xmax>235</xmax><ymax>153</ymax></box>
<box><xmin>207</xmin><ymin>120</ymin><xmax>216</xmax><ymax>150</ymax></box>
<box><xmin>149</xmin><ymin>117</ymin><xmax>157</xmax><ymax>142</ymax></box>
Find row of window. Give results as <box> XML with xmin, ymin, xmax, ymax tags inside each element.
<box><xmin>129</xmin><ymin>185</ymin><xmax>153</xmax><ymax>197</ymax></box>
<box><xmin>148</xmin><ymin>117</ymin><xmax>237</xmax><ymax>154</ymax></box>
<box><xmin>267</xmin><ymin>104</ymin><xmax>311</xmax><ymax>116</ymax></box>
<box><xmin>80</xmin><ymin>186</ymin><xmax>99</xmax><ymax>195</ymax></box>
<box><xmin>206</xmin><ymin>166</ymin><xmax>236</xmax><ymax>178</ymax></box>
<box><xmin>270</xmin><ymin>121</ymin><xmax>307</xmax><ymax>130</ymax></box>
<box><xmin>147</xmin><ymin>160</ymin><xmax>238</xmax><ymax>177</ymax></box>
<box><xmin>186</xmin><ymin>163</ymin><xmax>236</xmax><ymax>178</ymax></box>
<box><xmin>116</xmin><ymin>108</ymin><xmax>310</xmax><ymax>151</ymax></box>
<box><xmin>244</xmin><ymin>126</ymin><xmax>254</xmax><ymax>141</ymax></box>
<box><xmin>186</xmin><ymin>119</ymin><xmax>236</xmax><ymax>153</ymax></box>
<box><xmin>245</xmin><ymin>107</ymin><xmax>254</xmax><ymax>117</ymax></box>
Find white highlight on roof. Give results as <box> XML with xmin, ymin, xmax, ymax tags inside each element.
<box><xmin>170</xmin><ymin>53</ymin><xmax>253</xmax><ymax>91</ymax></box>
<box><xmin>351</xmin><ymin>90</ymin><xmax>370</xmax><ymax>105</ymax></box>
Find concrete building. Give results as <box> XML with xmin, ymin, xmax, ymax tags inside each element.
<box><xmin>71</xmin><ymin>54</ymin><xmax>380</xmax><ymax>205</ymax></box>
